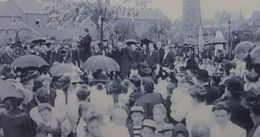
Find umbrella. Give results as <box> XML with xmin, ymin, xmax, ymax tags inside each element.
<box><xmin>249</xmin><ymin>46</ymin><xmax>260</xmax><ymax>64</ymax></box>
<box><xmin>49</xmin><ymin>63</ymin><xmax>79</xmax><ymax>77</ymax></box>
<box><xmin>82</xmin><ymin>55</ymin><xmax>120</xmax><ymax>72</ymax></box>
<box><xmin>11</xmin><ymin>55</ymin><xmax>49</xmax><ymax>69</ymax></box>
<box><xmin>125</xmin><ymin>39</ymin><xmax>139</xmax><ymax>46</ymax></box>
<box><xmin>0</xmin><ymin>80</ymin><xmax>24</xmax><ymax>101</ymax></box>
<box><xmin>207</xmin><ymin>30</ymin><xmax>227</xmax><ymax>45</ymax></box>
<box><xmin>233</xmin><ymin>41</ymin><xmax>254</xmax><ymax>59</ymax></box>
<box><xmin>31</xmin><ymin>37</ymin><xmax>46</xmax><ymax>44</ymax></box>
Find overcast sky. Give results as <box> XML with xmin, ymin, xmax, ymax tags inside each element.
<box><xmin>1</xmin><ymin>0</ymin><xmax>259</xmax><ymax>21</ymax></box>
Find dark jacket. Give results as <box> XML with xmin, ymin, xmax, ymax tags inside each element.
<box><xmin>162</xmin><ymin>51</ymin><xmax>175</xmax><ymax>70</ymax></box>
<box><xmin>158</xmin><ymin>48</ymin><xmax>165</xmax><ymax>65</ymax></box>
<box><xmin>120</xmin><ymin>47</ymin><xmax>134</xmax><ymax>77</ymax></box>
<box><xmin>80</xmin><ymin>34</ymin><xmax>92</xmax><ymax>61</ymax></box>
<box><xmin>146</xmin><ymin>51</ymin><xmax>158</xmax><ymax>68</ymax></box>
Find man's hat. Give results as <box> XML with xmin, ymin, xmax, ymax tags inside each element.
<box><xmin>156</xmin><ymin>123</ymin><xmax>174</xmax><ymax>133</ymax></box>
<box><xmin>138</xmin><ymin>62</ymin><xmax>152</xmax><ymax>76</ymax></box>
<box><xmin>225</xmin><ymin>77</ymin><xmax>244</xmax><ymax>94</ymax></box>
<box><xmin>142</xmin><ymin>119</ymin><xmax>157</xmax><ymax>131</ymax></box>
<box><xmin>131</xmin><ymin>106</ymin><xmax>144</xmax><ymax>114</ymax></box>
<box><xmin>196</xmin><ymin>69</ymin><xmax>210</xmax><ymax>82</ymax></box>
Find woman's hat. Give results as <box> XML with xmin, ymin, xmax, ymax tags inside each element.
<box><xmin>196</xmin><ymin>69</ymin><xmax>210</xmax><ymax>82</ymax></box>
<box><xmin>225</xmin><ymin>77</ymin><xmax>244</xmax><ymax>94</ymax></box>
<box><xmin>131</xmin><ymin>106</ymin><xmax>144</xmax><ymax>114</ymax></box>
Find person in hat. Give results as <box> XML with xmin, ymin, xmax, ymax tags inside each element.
<box><xmin>153</xmin><ymin>104</ymin><xmax>169</xmax><ymax>128</ymax></box>
<box><xmin>138</xmin><ymin>62</ymin><xmax>152</xmax><ymax>77</ymax></box>
<box><xmin>119</xmin><ymin>42</ymin><xmax>135</xmax><ymax>78</ymax></box>
<box><xmin>156</xmin><ymin>123</ymin><xmax>174</xmax><ymax>137</ymax></box>
<box><xmin>0</xmin><ymin>91</ymin><xmax>35</xmax><ymax>137</ymax></box>
<box><xmin>241</xmin><ymin>88</ymin><xmax>260</xmax><ymax>137</ymax></box>
<box><xmin>141</xmin><ymin>119</ymin><xmax>157</xmax><ymax>137</ymax></box>
<box><xmin>185</xmin><ymin>85</ymin><xmax>216</xmax><ymax>134</ymax></box>
<box><xmin>79</xmin><ymin>28</ymin><xmax>92</xmax><ymax>62</ymax></box>
<box><xmin>128</xmin><ymin>74</ymin><xmax>142</xmax><ymax>107</ymax></box>
<box><xmin>128</xmin><ymin>106</ymin><xmax>145</xmax><ymax>137</ymax></box>
<box><xmin>195</xmin><ymin>69</ymin><xmax>222</xmax><ymax>105</ymax></box>
<box><xmin>221</xmin><ymin>77</ymin><xmax>253</xmax><ymax>132</ymax></box>
<box><xmin>161</xmin><ymin>44</ymin><xmax>176</xmax><ymax>70</ymax></box>
<box><xmin>147</xmin><ymin>42</ymin><xmax>159</xmax><ymax>69</ymax></box>
<box><xmin>134</xmin><ymin>78</ymin><xmax>163</xmax><ymax>118</ymax></box>
<box><xmin>157</xmin><ymin>41</ymin><xmax>165</xmax><ymax>65</ymax></box>
<box><xmin>36</xmin><ymin>103</ymin><xmax>62</xmax><ymax>137</ymax></box>
<box><xmin>210</xmin><ymin>101</ymin><xmax>246</xmax><ymax>137</ymax></box>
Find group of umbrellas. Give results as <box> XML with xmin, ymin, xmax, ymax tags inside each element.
<box><xmin>10</xmin><ymin>55</ymin><xmax>120</xmax><ymax>76</ymax></box>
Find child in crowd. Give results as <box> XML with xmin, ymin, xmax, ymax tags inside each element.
<box><xmin>128</xmin><ymin>106</ymin><xmax>145</xmax><ymax>137</ymax></box>
<box><xmin>210</xmin><ymin>101</ymin><xmax>246</xmax><ymax>137</ymax></box>
<box><xmin>141</xmin><ymin>119</ymin><xmax>156</xmax><ymax>137</ymax></box>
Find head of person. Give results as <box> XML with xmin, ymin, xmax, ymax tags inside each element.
<box><xmin>141</xmin><ymin>119</ymin><xmax>156</xmax><ymax>137</ymax></box>
<box><xmin>40</xmin><ymin>74</ymin><xmax>51</xmax><ymax>89</ymax></box>
<box><xmin>77</xmin><ymin>89</ymin><xmax>90</xmax><ymax>102</ymax></box>
<box><xmin>84</xmin><ymin>28</ymin><xmax>89</xmax><ymax>34</ymax></box>
<box><xmin>157</xmin><ymin>41</ymin><xmax>162</xmax><ymax>49</ymax></box>
<box><xmin>191</xmin><ymin>124</ymin><xmax>210</xmax><ymax>137</ymax></box>
<box><xmin>131</xmin><ymin>44</ymin><xmax>137</xmax><ymax>51</ymax></box>
<box><xmin>108</xmin><ymin>44</ymin><xmax>113</xmax><ymax>50</ymax></box>
<box><xmin>35</xmin><ymin>87</ymin><xmax>50</xmax><ymax>103</ymax></box>
<box><xmin>111</xmin><ymin>108</ymin><xmax>128</xmax><ymax>126</ymax></box>
<box><xmin>94</xmin><ymin>44</ymin><xmax>100</xmax><ymax>51</ymax></box>
<box><xmin>173</xmin><ymin>123</ymin><xmax>189</xmax><ymax>137</ymax></box>
<box><xmin>188</xmin><ymin>85</ymin><xmax>207</xmax><ymax>105</ymax></box>
<box><xmin>142</xmin><ymin>44</ymin><xmax>148</xmax><ymax>52</ymax></box>
<box><xmin>224</xmin><ymin>77</ymin><xmax>244</xmax><ymax>98</ymax></box>
<box><xmin>103</xmin><ymin>40</ymin><xmax>108</xmax><ymax>47</ymax></box>
<box><xmin>141</xmin><ymin>78</ymin><xmax>154</xmax><ymax>93</ymax></box>
<box><xmin>131</xmin><ymin>106</ymin><xmax>144</xmax><ymax>125</ymax></box>
<box><xmin>148</xmin><ymin>42</ymin><xmax>155</xmax><ymax>52</ymax></box>
<box><xmin>241</xmin><ymin>88</ymin><xmax>260</xmax><ymax>125</ymax></box>
<box><xmin>153</xmin><ymin>104</ymin><xmax>167</xmax><ymax>124</ymax></box>
<box><xmin>195</xmin><ymin>69</ymin><xmax>210</xmax><ymax>85</ymax></box>
<box><xmin>212</xmin><ymin>101</ymin><xmax>231</xmax><ymax>127</ymax></box>
<box><xmin>38</xmin><ymin>103</ymin><xmax>53</xmax><ymax>122</ymax></box>
<box><xmin>85</xmin><ymin>115</ymin><xmax>103</xmax><ymax>137</ymax></box>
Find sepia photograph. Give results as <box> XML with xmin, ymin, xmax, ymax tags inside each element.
<box><xmin>0</xmin><ymin>0</ymin><xmax>260</xmax><ymax>137</ymax></box>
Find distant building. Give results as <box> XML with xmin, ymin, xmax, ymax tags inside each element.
<box><xmin>182</xmin><ymin>0</ymin><xmax>201</xmax><ymax>32</ymax></box>
<box><xmin>0</xmin><ymin>0</ymin><xmax>48</xmax><ymax>43</ymax></box>
<box><xmin>252</xmin><ymin>11</ymin><xmax>260</xmax><ymax>26</ymax></box>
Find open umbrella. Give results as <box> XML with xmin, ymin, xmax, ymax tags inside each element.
<box><xmin>11</xmin><ymin>55</ymin><xmax>49</xmax><ymax>69</ymax></box>
<box><xmin>233</xmin><ymin>41</ymin><xmax>254</xmax><ymax>59</ymax></box>
<box><xmin>207</xmin><ymin>30</ymin><xmax>227</xmax><ymax>45</ymax></box>
<box><xmin>49</xmin><ymin>63</ymin><xmax>80</xmax><ymax>77</ymax></box>
<box><xmin>31</xmin><ymin>37</ymin><xmax>46</xmax><ymax>44</ymax></box>
<box><xmin>0</xmin><ymin>80</ymin><xmax>24</xmax><ymax>101</ymax></box>
<box><xmin>82</xmin><ymin>55</ymin><xmax>120</xmax><ymax>72</ymax></box>
<box><xmin>125</xmin><ymin>39</ymin><xmax>139</xmax><ymax>46</ymax></box>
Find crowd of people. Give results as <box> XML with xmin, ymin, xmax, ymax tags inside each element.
<box><xmin>0</xmin><ymin>28</ymin><xmax>260</xmax><ymax>137</ymax></box>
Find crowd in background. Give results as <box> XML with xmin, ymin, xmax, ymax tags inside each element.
<box><xmin>0</xmin><ymin>28</ymin><xmax>259</xmax><ymax>137</ymax></box>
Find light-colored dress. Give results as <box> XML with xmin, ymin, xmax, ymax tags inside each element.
<box><xmin>210</xmin><ymin>121</ymin><xmax>246</xmax><ymax>137</ymax></box>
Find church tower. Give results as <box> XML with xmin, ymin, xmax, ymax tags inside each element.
<box><xmin>182</xmin><ymin>0</ymin><xmax>201</xmax><ymax>33</ymax></box>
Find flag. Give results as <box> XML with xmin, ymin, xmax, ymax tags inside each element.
<box><xmin>199</xmin><ymin>26</ymin><xmax>204</xmax><ymax>55</ymax></box>
<box><xmin>98</xmin><ymin>15</ymin><xmax>102</xmax><ymax>26</ymax></box>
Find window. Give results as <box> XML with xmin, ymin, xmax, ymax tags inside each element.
<box><xmin>35</xmin><ymin>20</ymin><xmax>40</xmax><ymax>27</ymax></box>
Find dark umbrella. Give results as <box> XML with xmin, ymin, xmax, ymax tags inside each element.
<box><xmin>125</xmin><ymin>39</ymin><xmax>139</xmax><ymax>46</ymax></box>
<box><xmin>0</xmin><ymin>80</ymin><xmax>24</xmax><ymax>101</ymax></box>
<box><xmin>31</xmin><ymin>37</ymin><xmax>46</xmax><ymax>44</ymax></box>
<box><xmin>49</xmin><ymin>63</ymin><xmax>79</xmax><ymax>77</ymax></box>
<box><xmin>11</xmin><ymin>55</ymin><xmax>49</xmax><ymax>69</ymax></box>
<box><xmin>82</xmin><ymin>55</ymin><xmax>120</xmax><ymax>72</ymax></box>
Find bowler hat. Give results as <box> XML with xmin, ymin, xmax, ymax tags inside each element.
<box><xmin>196</xmin><ymin>69</ymin><xmax>209</xmax><ymax>82</ymax></box>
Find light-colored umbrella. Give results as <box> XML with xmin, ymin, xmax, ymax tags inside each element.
<box><xmin>0</xmin><ymin>80</ymin><xmax>24</xmax><ymax>101</ymax></box>
<box><xmin>233</xmin><ymin>41</ymin><xmax>254</xmax><ymax>59</ymax></box>
<box><xmin>11</xmin><ymin>55</ymin><xmax>49</xmax><ymax>69</ymax></box>
<box><xmin>49</xmin><ymin>63</ymin><xmax>80</xmax><ymax>77</ymax></box>
<box><xmin>82</xmin><ymin>55</ymin><xmax>120</xmax><ymax>72</ymax></box>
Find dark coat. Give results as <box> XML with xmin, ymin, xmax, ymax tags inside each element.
<box><xmin>79</xmin><ymin>34</ymin><xmax>92</xmax><ymax>61</ymax></box>
<box><xmin>134</xmin><ymin>92</ymin><xmax>163</xmax><ymax>118</ymax></box>
<box><xmin>158</xmin><ymin>48</ymin><xmax>165</xmax><ymax>65</ymax></box>
<box><xmin>146</xmin><ymin>51</ymin><xmax>159</xmax><ymax>68</ymax></box>
<box><xmin>120</xmin><ymin>47</ymin><xmax>134</xmax><ymax>77</ymax></box>
<box><xmin>162</xmin><ymin>51</ymin><xmax>175</xmax><ymax>70</ymax></box>
<box><xmin>0</xmin><ymin>109</ymin><xmax>35</xmax><ymax>137</ymax></box>
<box><xmin>68</xmin><ymin>49</ymin><xmax>80</xmax><ymax>66</ymax></box>
<box><xmin>224</xmin><ymin>97</ymin><xmax>253</xmax><ymax>133</ymax></box>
